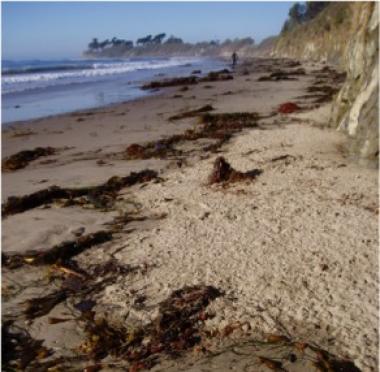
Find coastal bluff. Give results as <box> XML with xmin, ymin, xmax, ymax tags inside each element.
<box><xmin>267</xmin><ymin>2</ymin><xmax>379</xmax><ymax>165</ymax></box>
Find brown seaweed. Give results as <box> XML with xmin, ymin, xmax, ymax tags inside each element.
<box><xmin>2</xmin><ymin>169</ymin><xmax>158</xmax><ymax>217</ymax></box>
<box><xmin>2</xmin><ymin>320</ymin><xmax>51</xmax><ymax>370</ymax></box>
<box><xmin>124</xmin><ymin>112</ymin><xmax>260</xmax><ymax>160</ymax></box>
<box><xmin>3</xmin><ymin>147</ymin><xmax>57</xmax><ymax>171</ymax></box>
<box><xmin>3</xmin><ymin>231</ymin><xmax>113</xmax><ymax>269</ymax></box>
<box><xmin>208</xmin><ymin>156</ymin><xmax>262</xmax><ymax>185</ymax></box>
<box><xmin>141</xmin><ymin>69</ymin><xmax>233</xmax><ymax>90</ymax></box>
<box><xmin>199</xmin><ymin>70</ymin><xmax>233</xmax><ymax>82</ymax></box>
<box><xmin>168</xmin><ymin>104</ymin><xmax>214</xmax><ymax>121</ymax></box>
<box><xmin>24</xmin><ymin>291</ymin><xmax>68</xmax><ymax>319</ymax></box>
<box><xmin>80</xmin><ymin>285</ymin><xmax>223</xmax><ymax>363</ymax></box>
<box><xmin>141</xmin><ymin>76</ymin><xmax>198</xmax><ymax>90</ymax></box>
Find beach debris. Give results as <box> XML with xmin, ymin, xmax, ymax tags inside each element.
<box><xmin>199</xmin><ymin>69</ymin><xmax>233</xmax><ymax>82</ymax></box>
<box><xmin>79</xmin><ymin>285</ymin><xmax>223</xmax><ymax>365</ymax></box>
<box><xmin>208</xmin><ymin>156</ymin><xmax>262</xmax><ymax>185</ymax></box>
<box><xmin>20</xmin><ymin>259</ymin><xmax>139</xmax><ymax>322</ymax></box>
<box><xmin>141</xmin><ymin>76</ymin><xmax>198</xmax><ymax>90</ymax></box>
<box><xmin>168</xmin><ymin>104</ymin><xmax>214</xmax><ymax>121</ymax></box>
<box><xmin>141</xmin><ymin>70</ymin><xmax>233</xmax><ymax>90</ymax></box>
<box><xmin>278</xmin><ymin>102</ymin><xmax>301</xmax><ymax>114</ymax></box>
<box><xmin>24</xmin><ymin>290</ymin><xmax>68</xmax><ymax>319</ymax></box>
<box><xmin>306</xmin><ymin>84</ymin><xmax>340</xmax><ymax>103</ymax></box>
<box><xmin>2</xmin><ymin>231</ymin><xmax>112</xmax><ymax>269</ymax></box>
<box><xmin>3</xmin><ymin>147</ymin><xmax>57</xmax><ymax>171</ymax></box>
<box><xmin>2</xmin><ymin>169</ymin><xmax>158</xmax><ymax>217</ymax></box>
<box><xmin>258</xmin><ymin>67</ymin><xmax>306</xmax><ymax>81</ymax></box>
<box><xmin>179</xmin><ymin>86</ymin><xmax>189</xmax><ymax>92</ymax></box>
<box><xmin>124</xmin><ymin>112</ymin><xmax>260</xmax><ymax>160</ymax></box>
<box><xmin>2</xmin><ymin>320</ymin><xmax>51</xmax><ymax>370</ymax></box>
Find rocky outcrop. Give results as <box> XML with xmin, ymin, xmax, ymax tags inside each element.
<box><xmin>271</xmin><ymin>2</ymin><xmax>379</xmax><ymax>164</ymax></box>
<box><xmin>332</xmin><ymin>3</ymin><xmax>378</xmax><ymax>164</ymax></box>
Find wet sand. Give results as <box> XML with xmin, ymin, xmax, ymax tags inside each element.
<box><xmin>2</xmin><ymin>59</ymin><xmax>378</xmax><ymax>371</ymax></box>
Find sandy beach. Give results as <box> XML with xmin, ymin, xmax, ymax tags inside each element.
<box><xmin>2</xmin><ymin>59</ymin><xmax>378</xmax><ymax>371</ymax></box>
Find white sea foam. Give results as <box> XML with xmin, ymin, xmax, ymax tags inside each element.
<box><xmin>2</xmin><ymin>58</ymin><xmax>199</xmax><ymax>90</ymax></box>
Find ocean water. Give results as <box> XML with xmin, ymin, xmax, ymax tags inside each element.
<box><xmin>1</xmin><ymin>57</ymin><xmax>226</xmax><ymax>124</ymax></box>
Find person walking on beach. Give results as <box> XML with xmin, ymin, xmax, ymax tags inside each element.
<box><xmin>231</xmin><ymin>52</ymin><xmax>238</xmax><ymax>69</ymax></box>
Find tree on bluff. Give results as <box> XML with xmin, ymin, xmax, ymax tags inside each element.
<box><xmin>152</xmin><ymin>33</ymin><xmax>166</xmax><ymax>44</ymax></box>
<box><xmin>137</xmin><ymin>35</ymin><xmax>152</xmax><ymax>46</ymax></box>
<box><xmin>165</xmin><ymin>36</ymin><xmax>184</xmax><ymax>44</ymax></box>
<box><xmin>282</xmin><ymin>1</ymin><xmax>329</xmax><ymax>33</ymax></box>
<box><xmin>88</xmin><ymin>38</ymin><xmax>100</xmax><ymax>50</ymax></box>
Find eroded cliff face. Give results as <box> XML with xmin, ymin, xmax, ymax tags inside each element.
<box><xmin>272</xmin><ymin>2</ymin><xmax>379</xmax><ymax>164</ymax></box>
<box><xmin>332</xmin><ymin>3</ymin><xmax>378</xmax><ymax>164</ymax></box>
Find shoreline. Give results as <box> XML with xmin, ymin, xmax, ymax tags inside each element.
<box><xmin>2</xmin><ymin>58</ymin><xmax>378</xmax><ymax>371</ymax></box>
<box><xmin>2</xmin><ymin>56</ymin><xmax>228</xmax><ymax>125</ymax></box>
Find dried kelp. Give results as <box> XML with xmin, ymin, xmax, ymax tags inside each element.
<box><xmin>306</xmin><ymin>85</ymin><xmax>340</xmax><ymax>103</ymax></box>
<box><xmin>124</xmin><ymin>112</ymin><xmax>260</xmax><ymax>160</ymax></box>
<box><xmin>199</xmin><ymin>70</ymin><xmax>233</xmax><ymax>82</ymax></box>
<box><xmin>209</xmin><ymin>157</ymin><xmax>262</xmax><ymax>185</ymax></box>
<box><xmin>141</xmin><ymin>76</ymin><xmax>198</xmax><ymax>90</ymax></box>
<box><xmin>2</xmin><ymin>169</ymin><xmax>158</xmax><ymax>217</ymax></box>
<box><xmin>168</xmin><ymin>105</ymin><xmax>214</xmax><ymax>121</ymax></box>
<box><xmin>2</xmin><ymin>321</ymin><xmax>51</xmax><ymax>370</ymax></box>
<box><xmin>141</xmin><ymin>69</ymin><xmax>233</xmax><ymax>90</ymax></box>
<box><xmin>257</xmin><ymin>68</ymin><xmax>305</xmax><ymax>82</ymax></box>
<box><xmin>24</xmin><ymin>291</ymin><xmax>68</xmax><ymax>319</ymax></box>
<box><xmin>80</xmin><ymin>285</ymin><xmax>223</xmax><ymax>365</ymax></box>
<box><xmin>3</xmin><ymin>147</ymin><xmax>57</xmax><ymax>171</ymax></box>
<box><xmin>3</xmin><ymin>231</ymin><xmax>112</xmax><ymax>269</ymax></box>
<box><xmin>21</xmin><ymin>259</ymin><xmax>138</xmax><ymax>321</ymax></box>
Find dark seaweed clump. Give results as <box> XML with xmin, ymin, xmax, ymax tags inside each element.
<box><xmin>257</xmin><ymin>68</ymin><xmax>306</xmax><ymax>82</ymax></box>
<box><xmin>2</xmin><ymin>169</ymin><xmax>158</xmax><ymax>217</ymax></box>
<box><xmin>80</xmin><ymin>285</ymin><xmax>223</xmax><ymax>368</ymax></box>
<box><xmin>141</xmin><ymin>69</ymin><xmax>233</xmax><ymax>90</ymax></box>
<box><xmin>2</xmin><ymin>320</ymin><xmax>51</xmax><ymax>370</ymax></box>
<box><xmin>141</xmin><ymin>76</ymin><xmax>198</xmax><ymax>90</ymax></box>
<box><xmin>208</xmin><ymin>156</ymin><xmax>262</xmax><ymax>185</ymax></box>
<box><xmin>124</xmin><ymin>112</ymin><xmax>260</xmax><ymax>160</ymax></box>
<box><xmin>168</xmin><ymin>104</ymin><xmax>214</xmax><ymax>121</ymax></box>
<box><xmin>3</xmin><ymin>147</ymin><xmax>57</xmax><ymax>171</ymax></box>
<box><xmin>2</xmin><ymin>231</ymin><xmax>112</xmax><ymax>269</ymax></box>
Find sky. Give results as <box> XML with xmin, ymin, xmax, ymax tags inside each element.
<box><xmin>2</xmin><ymin>1</ymin><xmax>293</xmax><ymax>60</ymax></box>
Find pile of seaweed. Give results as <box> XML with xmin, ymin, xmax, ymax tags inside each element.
<box><xmin>2</xmin><ymin>283</ymin><xmax>223</xmax><ymax>371</ymax></box>
<box><xmin>297</xmin><ymin>66</ymin><xmax>346</xmax><ymax>107</ymax></box>
<box><xmin>125</xmin><ymin>112</ymin><xmax>260</xmax><ymax>160</ymax></box>
<box><xmin>168</xmin><ymin>104</ymin><xmax>214</xmax><ymax>121</ymax></box>
<box><xmin>257</xmin><ymin>68</ymin><xmax>306</xmax><ymax>81</ymax></box>
<box><xmin>3</xmin><ymin>147</ymin><xmax>57</xmax><ymax>171</ymax></box>
<box><xmin>79</xmin><ymin>285</ymin><xmax>223</xmax><ymax>370</ymax></box>
<box><xmin>2</xmin><ymin>169</ymin><xmax>158</xmax><ymax>217</ymax></box>
<box><xmin>208</xmin><ymin>157</ymin><xmax>262</xmax><ymax>185</ymax></box>
<box><xmin>2</xmin><ymin>320</ymin><xmax>51</xmax><ymax>371</ymax></box>
<box><xmin>141</xmin><ymin>69</ymin><xmax>233</xmax><ymax>90</ymax></box>
<box><xmin>2</xmin><ymin>231</ymin><xmax>113</xmax><ymax>269</ymax></box>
